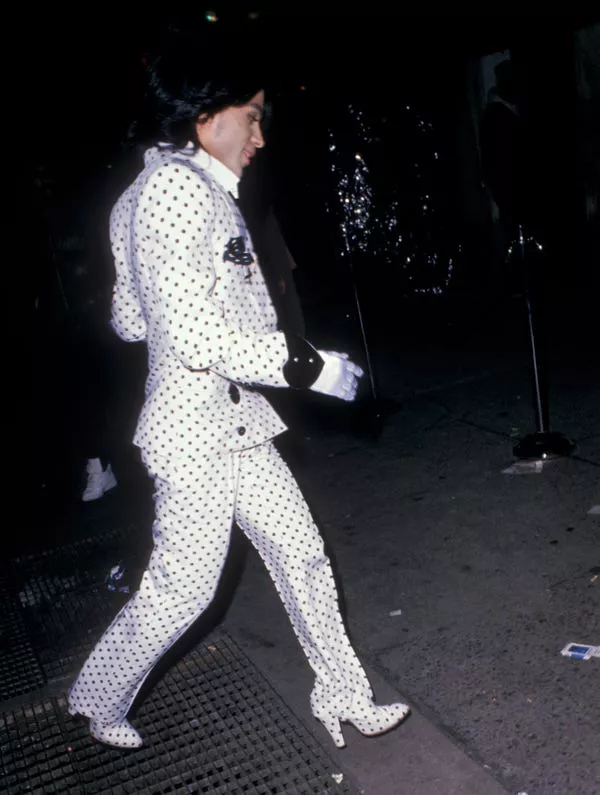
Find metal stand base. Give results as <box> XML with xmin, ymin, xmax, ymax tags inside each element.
<box><xmin>513</xmin><ymin>431</ymin><xmax>575</xmax><ymax>461</ymax></box>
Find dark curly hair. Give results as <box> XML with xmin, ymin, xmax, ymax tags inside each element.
<box><xmin>131</xmin><ymin>27</ymin><xmax>269</xmax><ymax>150</ymax></box>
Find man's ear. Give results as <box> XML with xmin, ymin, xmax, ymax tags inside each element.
<box><xmin>195</xmin><ymin>115</ymin><xmax>210</xmax><ymax>144</ymax></box>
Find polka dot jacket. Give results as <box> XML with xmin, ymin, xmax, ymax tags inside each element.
<box><xmin>110</xmin><ymin>145</ymin><xmax>291</xmax><ymax>463</ymax></box>
<box><xmin>69</xmin><ymin>145</ymin><xmax>411</xmax><ymax>749</ymax></box>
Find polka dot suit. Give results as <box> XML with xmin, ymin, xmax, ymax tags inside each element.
<box><xmin>67</xmin><ymin>144</ymin><xmax>374</xmax><ymax>731</ymax></box>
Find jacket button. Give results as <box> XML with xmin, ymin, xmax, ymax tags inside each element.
<box><xmin>237</xmin><ymin>426</ymin><xmax>246</xmax><ymax>436</ymax></box>
<box><xmin>229</xmin><ymin>384</ymin><xmax>240</xmax><ymax>404</ymax></box>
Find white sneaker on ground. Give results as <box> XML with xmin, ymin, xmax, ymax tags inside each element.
<box><xmin>82</xmin><ymin>458</ymin><xmax>117</xmax><ymax>502</ymax></box>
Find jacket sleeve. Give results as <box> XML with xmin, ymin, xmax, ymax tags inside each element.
<box><xmin>110</xmin><ymin>183</ymin><xmax>148</xmax><ymax>342</ymax></box>
<box><xmin>134</xmin><ymin>161</ymin><xmax>292</xmax><ymax>388</ymax></box>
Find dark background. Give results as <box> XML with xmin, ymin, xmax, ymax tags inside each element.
<box><xmin>24</xmin><ymin>8</ymin><xmax>599</xmax><ymax>292</ymax></box>
<box><xmin>24</xmin><ymin>8</ymin><xmax>600</xmax><ymax>508</ymax></box>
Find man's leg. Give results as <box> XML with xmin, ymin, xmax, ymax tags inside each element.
<box><xmin>234</xmin><ymin>442</ymin><xmax>373</xmax><ymax>708</ymax></box>
<box><xmin>68</xmin><ymin>451</ymin><xmax>236</xmax><ymax>724</ymax></box>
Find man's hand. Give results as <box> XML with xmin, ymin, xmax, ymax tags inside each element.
<box><xmin>310</xmin><ymin>351</ymin><xmax>364</xmax><ymax>402</ymax></box>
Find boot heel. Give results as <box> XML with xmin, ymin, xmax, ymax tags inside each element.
<box><xmin>316</xmin><ymin>713</ymin><xmax>346</xmax><ymax>748</ymax></box>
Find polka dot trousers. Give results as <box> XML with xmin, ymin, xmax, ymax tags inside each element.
<box><xmin>68</xmin><ymin>442</ymin><xmax>373</xmax><ymax>724</ymax></box>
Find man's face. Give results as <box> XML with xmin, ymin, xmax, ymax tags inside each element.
<box><xmin>195</xmin><ymin>90</ymin><xmax>265</xmax><ymax>177</ymax></box>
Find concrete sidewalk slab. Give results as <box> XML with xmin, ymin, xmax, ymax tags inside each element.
<box><xmin>262</xmin><ymin>346</ymin><xmax>599</xmax><ymax>794</ymax></box>
<box><xmin>224</xmin><ymin>551</ymin><xmax>511</xmax><ymax>795</ymax></box>
<box><xmin>22</xmin><ymin>335</ymin><xmax>600</xmax><ymax>795</ymax></box>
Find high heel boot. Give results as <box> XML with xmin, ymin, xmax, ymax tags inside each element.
<box><xmin>311</xmin><ymin>688</ymin><xmax>410</xmax><ymax>749</ymax></box>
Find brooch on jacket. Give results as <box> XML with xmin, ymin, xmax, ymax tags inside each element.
<box><xmin>224</xmin><ymin>237</ymin><xmax>254</xmax><ymax>280</ymax></box>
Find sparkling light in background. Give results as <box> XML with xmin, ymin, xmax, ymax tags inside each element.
<box><xmin>328</xmin><ymin>102</ymin><xmax>459</xmax><ymax>295</ymax></box>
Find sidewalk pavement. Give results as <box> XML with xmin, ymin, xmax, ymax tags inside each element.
<box><xmin>221</xmin><ymin>327</ymin><xmax>599</xmax><ymax>795</ymax></box>
<box><xmin>21</xmin><ymin>291</ymin><xmax>600</xmax><ymax>795</ymax></box>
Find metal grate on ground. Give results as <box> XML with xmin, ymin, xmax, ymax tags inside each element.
<box><xmin>0</xmin><ymin>573</ymin><xmax>46</xmax><ymax>701</ymax></box>
<box><xmin>5</xmin><ymin>530</ymin><xmax>137</xmax><ymax>683</ymax></box>
<box><xmin>0</xmin><ymin>632</ymin><xmax>360</xmax><ymax>795</ymax></box>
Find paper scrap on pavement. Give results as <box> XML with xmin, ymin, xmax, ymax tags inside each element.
<box><xmin>588</xmin><ymin>505</ymin><xmax>600</xmax><ymax>515</ymax></box>
<box><xmin>502</xmin><ymin>460</ymin><xmax>544</xmax><ymax>475</ymax></box>
<box><xmin>560</xmin><ymin>642</ymin><xmax>600</xmax><ymax>660</ymax></box>
<box><xmin>389</xmin><ymin>609</ymin><xmax>403</xmax><ymax>616</ymax></box>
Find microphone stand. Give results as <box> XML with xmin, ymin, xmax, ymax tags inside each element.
<box><xmin>511</xmin><ymin>225</ymin><xmax>575</xmax><ymax>460</ymax></box>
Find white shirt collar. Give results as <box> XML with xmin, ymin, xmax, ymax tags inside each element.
<box><xmin>189</xmin><ymin>146</ymin><xmax>240</xmax><ymax>198</ymax></box>
<box><xmin>146</xmin><ymin>143</ymin><xmax>240</xmax><ymax>198</ymax></box>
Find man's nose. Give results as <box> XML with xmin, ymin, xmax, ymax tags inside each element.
<box><xmin>252</xmin><ymin>124</ymin><xmax>265</xmax><ymax>149</ymax></box>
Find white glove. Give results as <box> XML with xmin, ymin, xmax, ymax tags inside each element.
<box><xmin>310</xmin><ymin>351</ymin><xmax>364</xmax><ymax>402</ymax></box>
